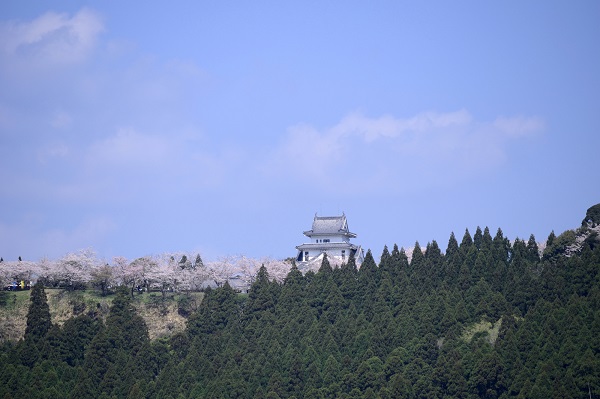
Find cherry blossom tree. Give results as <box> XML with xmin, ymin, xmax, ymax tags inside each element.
<box><xmin>0</xmin><ymin>259</ymin><xmax>41</xmax><ymax>288</ymax></box>
<box><xmin>237</xmin><ymin>255</ymin><xmax>261</xmax><ymax>287</ymax></box>
<box><xmin>206</xmin><ymin>255</ymin><xmax>238</xmax><ymax>287</ymax></box>
<box><xmin>173</xmin><ymin>252</ymin><xmax>209</xmax><ymax>291</ymax></box>
<box><xmin>209</xmin><ymin>255</ymin><xmax>293</xmax><ymax>290</ymax></box>
<box><xmin>145</xmin><ymin>253</ymin><xmax>182</xmax><ymax>300</ymax></box>
<box><xmin>35</xmin><ymin>257</ymin><xmax>56</xmax><ymax>282</ymax></box>
<box><xmin>0</xmin><ymin>261</ymin><xmax>16</xmax><ymax>287</ymax></box>
<box><xmin>126</xmin><ymin>256</ymin><xmax>156</xmax><ymax>294</ymax></box>
<box><xmin>113</xmin><ymin>256</ymin><xmax>146</xmax><ymax>297</ymax></box>
<box><xmin>51</xmin><ymin>249</ymin><xmax>98</xmax><ymax>290</ymax></box>
<box><xmin>90</xmin><ymin>263</ymin><xmax>115</xmax><ymax>296</ymax></box>
<box><xmin>112</xmin><ymin>256</ymin><xmax>130</xmax><ymax>286</ymax></box>
<box><xmin>0</xmin><ymin>248</ymin><xmax>292</xmax><ymax>295</ymax></box>
<box><xmin>261</xmin><ymin>257</ymin><xmax>293</xmax><ymax>283</ymax></box>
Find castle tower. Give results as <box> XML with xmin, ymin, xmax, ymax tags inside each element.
<box><xmin>295</xmin><ymin>213</ymin><xmax>364</xmax><ymax>271</ymax></box>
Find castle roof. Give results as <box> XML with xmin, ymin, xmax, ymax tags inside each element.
<box><xmin>296</xmin><ymin>242</ymin><xmax>359</xmax><ymax>251</ymax></box>
<box><xmin>303</xmin><ymin>213</ymin><xmax>356</xmax><ymax>238</ymax></box>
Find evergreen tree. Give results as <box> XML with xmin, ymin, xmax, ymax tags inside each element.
<box><xmin>338</xmin><ymin>251</ymin><xmax>358</xmax><ymax>302</ymax></box>
<box><xmin>358</xmin><ymin>250</ymin><xmax>378</xmax><ymax>290</ymax></box>
<box><xmin>546</xmin><ymin>230</ymin><xmax>556</xmax><ymax>248</ymax></box>
<box><xmin>482</xmin><ymin>226</ymin><xmax>493</xmax><ymax>252</ymax></box>
<box><xmin>379</xmin><ymin>245</ymin><xmax>391</xmax><ymax>271</ymax></box>
<box><xmin>469</xmin><ymin>349</ymin><xmax>506</xmax><ymax>398</ymax></box>
<box><xmin>24</xmin><ymin>281</ymin><xmax>52</xmax><ymax>343</ymax></box>
<box><xmin>194</xmin><ymin>254</ymin><xmax>204</xmax><ymax>269</ymax></box>
<box><xmin>246</xmin><ymin>265</ymin><xmax>276</xmax><ymax>315</ymax></box>
<box><xmin>52</xmin><ymin>314</ymin><xmax>101</xmax><ymax>366</ymax></box>
<box><xmin>409</xmin><ymin>241</ymin><xmax>424</xmax><ymax>277</ymax></box>
<box><xmin>278</xmin><ymin>264</ymin><xmax>305</xmax><ymax>314</ymax></box>
<box><xmin>444</xmin><ymin>232</ymin><xmax>461</xmax><ymax>281</ymax></box>
<box><xmin>473</xmin><ymin>226</ymin><xmax>483</xmax><ymax>250</ymax></box>
<box><xmin>72</xmin><ymin>288</ymin><xmax>149</xmax><ymax>397</ymax></box>
<box><xmin>492</xmin><ymin>228</ymin><xmax>510</xmax><ymax>264</ymax></box>
<box><xmin>187</xmin><ymin>283</ymin><xmax>238</xmax><ymax>337</ymax></box>
<box><xmin>318</xmin><ymin>253</ymin><xmax>333</xmax><ymax>275</ymax></box>
<box><xmin>387</xmin><ymin>244</ymin><xmax>409</xmax><ymax>285</ymax></box>
<box><xmin>526</xmin><ymin>234</ymin><xmax>540</xmax><ymax>263</ymax></box>
<box><xmin>460</xmin><ymin>228</ymin><xmax>473</xmax><ymax>253</ymax></box>
<box><xmin>424</xmin><ymin>240</ymin><xmax>444</xmax><ymax>286</ymax></box>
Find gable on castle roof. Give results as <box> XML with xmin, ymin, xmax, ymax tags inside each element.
<box><xmin>303</xmin><ymin>213</ymin><xmax>356</xmax><ymax>238</ymax></box>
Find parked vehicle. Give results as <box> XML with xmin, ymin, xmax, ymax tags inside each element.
<box><xmin>3</xmin><ymin>281</ymin><xmax>31</xmax><ymax>291</ymax></box>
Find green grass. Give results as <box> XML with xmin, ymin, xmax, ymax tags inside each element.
<box><xmin>0</xmin><ymin>290</ymin><xmax>31</xmax><ymax>310</ymax></box>
<box><xmin>461</xmin><ymin>317</ymin><xmax>503</xmax><ymax>345</ymax></box>
<box><xmin>0</xmin><ymin>287</ymin><xmax>205</xmax><ymax>342</ymax></box>
<box><xmin>0</xmin><ymin>290</ymin><xmax>32</xmax><ymax>341</ymax></box>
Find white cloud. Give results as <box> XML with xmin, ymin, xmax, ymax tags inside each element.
<box><xmin>271</xmin><ymin>124</ymin><xmax>345</xmax><ymax>179</ymax></box>
<box><xmin>268</xmin><ymin>110</ymin><xmax>544</xmax><ymax>191</ymax></box>
<box><xmin>332</xmin><ymin>109</ymin><xmax>472</xmax><ymax>142</ymax></box>
<box><xmin>0</xmin><ymin>8</ymin><xmax>104</xmax><ymax>66</ymax></box>
<box><xmin>77</xmin><ymin>127</ymin><xmax>242</xmax><ymax>202</ymax></box>
<box><xmin>493</xmin><ymin>116</ymin><xmax>545</xmax><ymax>137</ymax></box>
<box><xmin>88</xmin><ymin>128</ymin><xmax>173</xmax><ymax>168</ymax></box>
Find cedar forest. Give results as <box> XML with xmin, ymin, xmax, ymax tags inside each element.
<box><xmin>1</xmin><ymin>205</ymin><xmax>599</xmax><ymax>399</ymax></box>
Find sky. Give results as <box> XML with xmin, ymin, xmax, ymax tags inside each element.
<box><xmin>1</xmin><ymin>2</ymin><xmax>599</xmax><ymax>263</ymax></box>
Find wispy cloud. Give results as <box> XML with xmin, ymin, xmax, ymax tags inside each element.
<box><xmin>0</xmin><ymin>8</ymin><xmax>104</xmax><ymax>66</ymax></box>
<box><xmin>88</xmin><ymin>128</ymin><xmax>173</xmax><ymax>168</ymax></box>
<box><xmin>332</xmin><ymin>109</ymin><xmax>473</xmax><ymax>142</ymax></box>
<box><xmin>267</xmin><ymin>110</ymin><xmax>544</xmax><ymax>191</ymax></box>
<box><xmin>493</xmin><ymin>115</ymin><xmax>545</xmax><ymax>137</ymax></box>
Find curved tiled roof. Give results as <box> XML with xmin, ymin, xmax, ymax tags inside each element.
<box><xmin>303</xmin><ymin>214</ymin><xmax>356</xmax><ymax>238</ymax></box>
<box><xmin>296</xmin><ymin>242</ymin><xmax>358</xmax><ymax>251</ymax></box>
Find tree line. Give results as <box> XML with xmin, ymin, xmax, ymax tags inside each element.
<box><xmin>0</xmin><ymin>250</ymin><xmax>293</xmax><ymax>296</ymax></box>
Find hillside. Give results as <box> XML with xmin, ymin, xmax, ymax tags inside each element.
<box><xmin>0</xmin><ymin>204</ymin><xmax>599</xmax><ymax>399</ymax></box>
<box><xmin>0</xmin><ymin>289</ymin><xmax>202</xmax><ymax>341</ymax></box>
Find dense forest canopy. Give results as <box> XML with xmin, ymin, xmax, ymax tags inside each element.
<box><xmin>1</xmin><ymin>204</ymin><xmax>599</xmax><ymax>398</ymax></box>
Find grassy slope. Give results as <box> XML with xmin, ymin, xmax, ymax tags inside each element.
<box><xmin>0</xmin><ymin>289</ymin><xmax>204</xmax><ymax>342</ymax></box>
<box><xmin>461</xmin><ymin>317</ymin><xmax>503</xmax><ymax>345</ymax></box>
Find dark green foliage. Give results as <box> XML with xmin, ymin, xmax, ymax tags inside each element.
<box><xmin>2</xmin><ymin>214</ymin><xmax>600</xmax><ymax>398</ymax></box>
<box><xmin>542</xmin><ymin>230</ymin><xmax>577</xmax><ymax>261</ymax></box>
<box><xmin>445</xmin><ymin>232</ymin><xmax>461</xmax><ymax>280</ymax></box>
<box><xmin>409</xmin><ymin>241</ymin><xmax>424</xmax><ymax>273</ymax></box>
<box><xmin>71</xmin><ymin>287</ymin><xmax>149</xmax><ymax>397</ymax></box>
<box><xmin>318</xmin><ymin>253</ymin><xmax>332</xmax><ymax>274</ymax></box>
<box><xmin>582</xmin><ymin>203</ymin><xmax>600</xmax><ymax>226</ymax></box>
<box><xmin>460</xmin><ymin>228</ymin><xmax>473</xmax><ymax>252</ymax></box>
<box><xmin>526</xmin><ymin>234</ymin><xmax>540</xmax><ymax>263</ymax></box>
<box><xmin>358</xmin><ymin>250</ymin><xmax>378</xmax><ymax>288</ymax></box>
<box><xmin>24</xmin><ymin>282</ymin><xmax>52</xmax><ymax>343</ymax></box>
<box><xmin>474</xmin><ymin>226</ymin><xmax>483</xmax><ymax>250</ymax></box>
<box><xmin>48</xmin><ymin>314</ymin><xmax>101</xmax><ymax>366</ymax></box>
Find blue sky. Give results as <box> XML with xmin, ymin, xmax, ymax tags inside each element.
<box><xmin>1</xmin><ymin>2</ymin><xmax>599</xmax><ymax>262</ymax></box>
